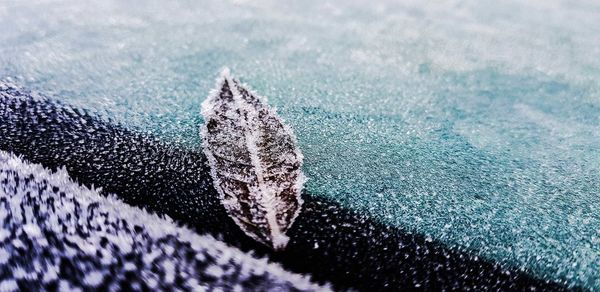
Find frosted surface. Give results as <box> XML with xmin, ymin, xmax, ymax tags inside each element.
<box><xmin>1</xmin><ymin>0</ymin><xmax>599</xmax><ymax>288</ymax></box>
<box><xmin>0</xmin><ymin>150</ymin><xmax>326</xmax><ymax>291</ymax></box>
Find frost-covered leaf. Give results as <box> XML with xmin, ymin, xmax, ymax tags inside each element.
<box><xmin>200</xmin><ymin>68</ymin><xmax>305</xmax><ymax>250</ymax></box>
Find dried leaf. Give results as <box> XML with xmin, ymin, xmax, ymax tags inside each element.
<box><xmin>200</xmin><ymin>68</ymin><xmax>305</xmax><ymax>250</ymax></box>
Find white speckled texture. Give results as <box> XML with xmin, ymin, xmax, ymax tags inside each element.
<box><xmin>0</xmin><ymin>150</ymin><xmax>328</xmax><ymax>291</ymax></box>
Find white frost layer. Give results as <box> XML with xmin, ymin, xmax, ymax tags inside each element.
<box><xmin>0</xmin><ymin>150</ymin><xmax>329</xmax><ymax>291</ymax></box>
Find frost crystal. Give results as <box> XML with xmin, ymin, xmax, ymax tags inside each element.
<box><xmin>201</xmin><ymin>68</ymin><xmax>305</xmax><ymax>250</ymax></box>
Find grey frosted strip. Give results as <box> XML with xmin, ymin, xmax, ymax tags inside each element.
<box><xmin>0</xmin><ymin>150</ymin><xmax>328</xmax><ymax>291</ymax></box>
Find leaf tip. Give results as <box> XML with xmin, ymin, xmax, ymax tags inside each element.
<box><xmin>219</xmin><ymin>67</ymin><xmax>232</xmax><ymax>80</ymax></box>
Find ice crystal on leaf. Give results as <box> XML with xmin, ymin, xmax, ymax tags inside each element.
<box><xmin>201</xmin><ymin>68</ymin><xmax>305</xmax><ymax>250</ymax></box>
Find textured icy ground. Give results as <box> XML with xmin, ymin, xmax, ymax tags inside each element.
<box><xmin>0</xmin><ymin>150</ymin><xmax>327</xmax><ymax>290</ymax></box>
<box><xmin>1</xmin><ymin>0</ymin><xmax>599</xmax><ymax>288</ymax></box>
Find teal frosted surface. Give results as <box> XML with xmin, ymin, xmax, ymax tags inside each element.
<box><xmin>1</xmin><ymin>0</ymin><xmax>599</xmax><ymax>288</ymax></box>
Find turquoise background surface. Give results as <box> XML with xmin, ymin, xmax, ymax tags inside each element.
<box><xmin>1</xmin><ymin>0</ymin><xmax>599</xmax><ymax>288</ymax></box>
